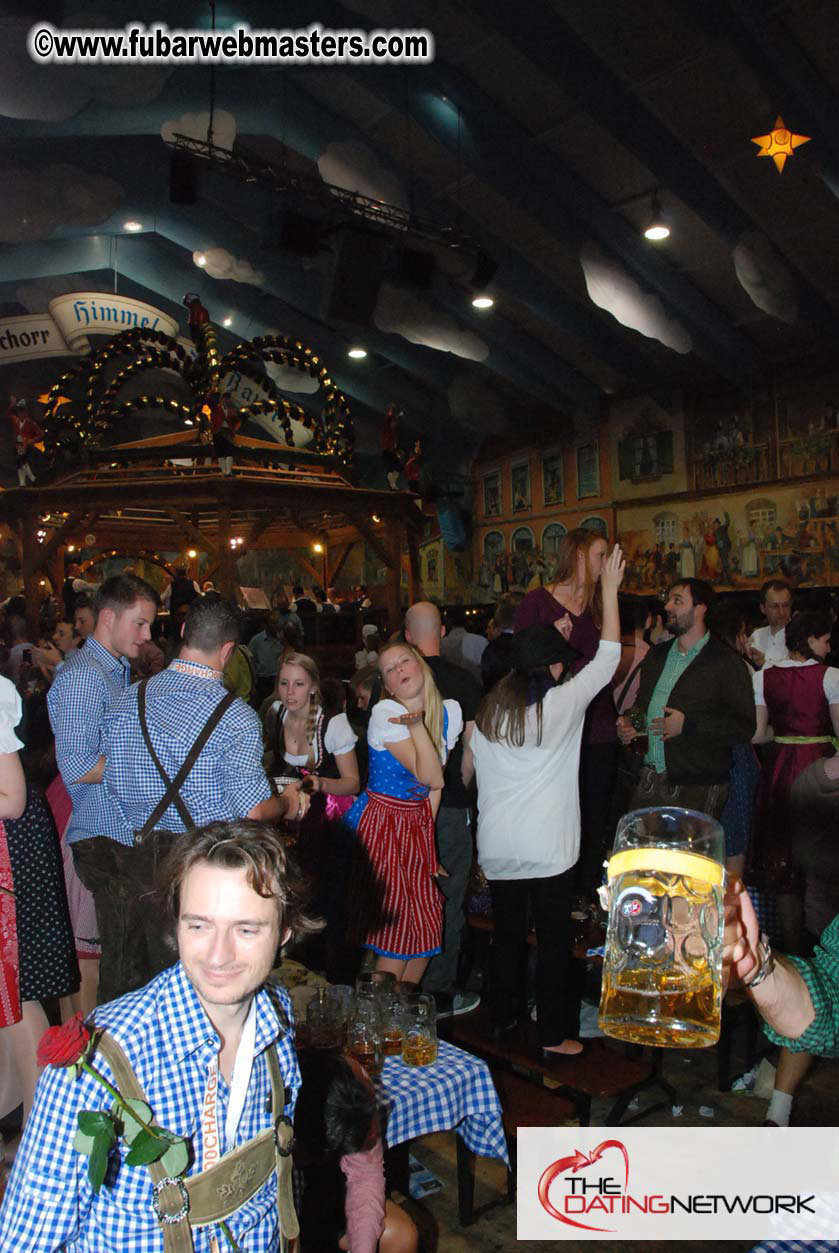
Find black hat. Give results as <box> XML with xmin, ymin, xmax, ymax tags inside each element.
<box><xmin>511</xmin><ymin>624</ymin><xmax>582</xmax><ymax>673</ymax></box>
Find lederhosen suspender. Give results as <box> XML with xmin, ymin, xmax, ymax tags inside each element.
<box><xmin>135</xmin><ymin>680</ymin><xmax>236</xmax><ymax>843</ymax></box>
<box><xmin>95</xmin><ymin>1032</ymin><xmax>299</xmax><ymax>1252</ymax></box>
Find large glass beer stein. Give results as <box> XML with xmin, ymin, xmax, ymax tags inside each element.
<box><xmin>598</xmin><ymin>807</ymin><xmax>725</xmax><ymax>1048</ymax></box>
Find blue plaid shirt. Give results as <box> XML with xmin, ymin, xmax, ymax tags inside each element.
<box><xmin>47</xmin><ymin>636</ymin><xmax>132</xmax><ymax>844</ymax></box>
<box><xmin>103</xmin><ymin>665</ymin><xmax>272</xmax><ymax>844</ymax></box>
<box><xmin>0</xmin><ymin>963</ymin><xmax>300</xmax><ymax>1252</ymax></box>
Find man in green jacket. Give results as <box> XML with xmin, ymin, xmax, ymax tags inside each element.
<box><xmin>617</xmin><ymin>578</ymin><xmax>755</xmax><ymax>818</ymax></box>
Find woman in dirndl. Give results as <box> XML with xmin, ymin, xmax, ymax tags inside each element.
<box><xmin>0</xmin><ymin>677</ymin><xmax>31</xmax><ymax>1121</ymax></box>
<box><xmin>344</xmin><ymin>641</ymin><xmax>462</xmax><ymax>982</ymax></box>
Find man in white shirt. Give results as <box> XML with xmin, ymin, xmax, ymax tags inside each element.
<box><xmin>748</xmin><ymin>579</ymin><xmax>792</xmax><ymax>668</ymax></box>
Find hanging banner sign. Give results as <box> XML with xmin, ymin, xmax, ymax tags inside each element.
<box><xmin>0</xmin><ymin>313</ymin><xmax>75</xmax><ymax>364</ymax></box>
<box><xmin>0</xmin><ymin>295</ymin><xmax>180</xmax><ymax>364</ymax></box>
<box><xmin>49</xmin><ymin>293</ymin><xmax>179</xmax><ymax>355</ymax></box>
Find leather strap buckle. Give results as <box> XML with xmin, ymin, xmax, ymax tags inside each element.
<box><xmin>273</xmin><ymin>1114</ymin><xmax>295</xmax><ymax>1157</ymax></box>
<box><xmin>152</xmin><ymin>1176</ymin><xmax>190</xmax><ymax>1224</ymax></box>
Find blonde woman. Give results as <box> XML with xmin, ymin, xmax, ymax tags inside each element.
<box><xmin>345</xmin><ymin>641</ymin><xmax>463</xmax><ymax>981</ymax></box>
<box><xmin>272</xmin><ymin>653</ymin><xmax>360</xmax><ymax>806</ymax></box>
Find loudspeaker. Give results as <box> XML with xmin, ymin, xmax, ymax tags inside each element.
<box><xmin>471</xmin><ymin>249</ymin><xmax>498</xmax><ymax>290</ymax></box>
<box><xmin>322</xmin><ymin>227</ymin><xmax>386</xmax><ymax>325</ymax></box>
<box><xmin>169</xmin><ymin>152</ymin><xmax>198</xmax><ymax>204</ymax></box>
<box><xmin>398</xmin><ymin>246</ymin><xmax>436</xmax><ymax>289</ymax></box>
<box><xmin>277</xmin><ymin>210</ymin><xmax>326</xmax><ymax>256</ymax></box>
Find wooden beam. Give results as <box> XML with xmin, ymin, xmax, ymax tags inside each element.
<box><xmin>407</xmin><ymin>527</ymin><xmax>422</xmax><ymax>603</ymax></box>
<box><xmin>164</xmin><ymin>507</ymin><xmax>218</xmax><ymax>556</ymax></box>
<box><xmin>328</xmin><ymin>541</ymin><xmax>356</xmax><ymax>585</ymax></box>
<box><xmin>23</xmin><ymin>510</ymin><xmax>97</xmax><ymax>578</ymax></box>
<box><xmin>351</xmin><ymin>516</ymin><xmax>394</xmax><ymax>569</ymax></box>
<box><xmin>20</xmin><ymin>521</ymin><xmax>41</xmax><ymax>636</ymax></box>
<box><xmin>384</xmin><ymin>527</ymin><xmax>402</xmax><ymax>631</ymax></box>
<box><xmin>216</xmin><ymin>508</ymin><xmax>235</xmax><ymax>600</ymax></box>
<box><xmin>246</xmin><ymin>511</ymin><xmax>276</xmax><ymax>551</ymax></box>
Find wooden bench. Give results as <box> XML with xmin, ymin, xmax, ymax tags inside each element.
<box><xmin>451</xmin><ymin>1005</ymin><xmax>663</xmax><ymax>1127</ymax></box>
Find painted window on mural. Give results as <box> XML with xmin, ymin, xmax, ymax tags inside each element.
<box><xmin>483</xmin><ymin>470</ymin><xmax>502</xmax><ymax>517</ymax></box>
<box><xmin>542</xmin><ymin>522</ymin><xmax>567</xmax><ymax>567</ymax></box>
<box><xmin>654</xmin><ymin>512</ymin><xmax>679</xmax><ymax>546</ymax></box>
<box><xmin>542</xmin><ymin>450</ymin><xmax>564</xmax><ymax>505</ymax></box>
<box><xmin>747</xmin><ymin>499</ymin><xmax>778</xmax><ymax>532</ymax></box>
<box><xmin>581</xmin><ymin>516</ymin><xmax>608</xmax><ymax>538</ymax></box>
<box><xmin>511</xmin><ymin>461</ymin><xmax>531</xmax><ymax>512</ymax></box>
<box><xmin>618</xmin><ymin>432</ymin><xmax>674</xmax><ymax>482</ymax></box>
<box><xmin>576</xmin><ymin>442</ymin><xmax>599</xmax><ymax>498</ymax></box>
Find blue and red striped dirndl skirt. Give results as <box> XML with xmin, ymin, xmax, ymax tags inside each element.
<box><xmin>348</xmin><ymin>790</ymin><xmax>443</xmax><ymax>961</ymax></box>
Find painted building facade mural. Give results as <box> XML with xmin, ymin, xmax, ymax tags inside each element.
<box><xmin>469</xmin><ymin>374</ymin><xmax>839</xmax><ymax>603</ymax></box>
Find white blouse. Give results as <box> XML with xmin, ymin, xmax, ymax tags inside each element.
<box><xmin>0</xmin><ymin>676</ymin><xmax>23</xmax><ymax>753</ymax></box>
<box><xmin>368</xmin><ymin>697</ymin><xmax>463</xmax><ymax>764</ymax></box>
<box><xmin>282</xmin><ymin>711</ymin><xmax>357</xmax><ymax>766</ymax></box>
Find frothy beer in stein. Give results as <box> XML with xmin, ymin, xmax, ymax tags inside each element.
<box><xmin>598</xmin><ymin>807</ymin><xmax>725</xmax><ymax>1048</ymax></box>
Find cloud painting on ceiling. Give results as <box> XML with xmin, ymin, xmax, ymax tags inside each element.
<box><xmin>376</xmin><ymin>283</ymin><xmax>488</xmax><ymax>362</ymax></box>
<box><xmin>16</xmin><ymin>275</ymin><xmax>109</xmax><ymax>314</ymax></box>
<box><xmin>580</xmin><ymin>244</ymin><xmax>692</xmax><ymax>354</ymax></box>
<box><xmin>161</xmin><ymin>109</ymin><xmax>237</xmax><ymax>152</ymax></box>
<box><xmin>0</xmin><ymin>13</ymin><xmax>168</xmax><ymax>121</ymax></box>
<box><xmin>192</xmin><ymin>248</ymin><xmax>263</xmax><ymax>287</ymax></box>
<box><xmin>0</xmin><ymin>164</ymin><xmax>123</xmax><ymax>244</ymax></box>
<box><xmin>734</xmin><ymin>231</ymin><xmax>798</xmax><ymax>324</ymax></box>
<box><xmin>318</xmin><ymin>139</ymin><xmax>409</xmax><ymax>211</ymax></box>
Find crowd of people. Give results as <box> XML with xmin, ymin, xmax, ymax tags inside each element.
<box><xmin>0</xmin><ymin>531</ymin><xmax>838</xmax><ymax>1247</ymax></box>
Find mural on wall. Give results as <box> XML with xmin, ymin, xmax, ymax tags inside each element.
<box><xmin>511</xmin><ymin>460</ymin><xmax>531</xmax><ymax>512</ymax></box>
<box><xmin>419</xmin><ymin>536</ymin><xmax>475</xmax><ymax>603</ymax></box>
<box><xmin>483</xmin><ymin>469</ymin><xmax>502</xmax><ymax>516</ymax></box>
<box><xmin>543</xmin><ymin>450</ymin><xmax>564</xmax><ymax>504</ymax></box>
<box><xmin>618</xmin><ymin>483</ymin><xmax>839</xmax><ymax>593</ymax></box>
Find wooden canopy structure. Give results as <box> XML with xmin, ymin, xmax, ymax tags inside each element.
<box><xmin>0</xmin><ymin>436</ymin><xmax>424</xmax><ymax>630</ymax></box>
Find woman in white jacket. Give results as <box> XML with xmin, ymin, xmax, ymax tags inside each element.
<box><xmin>472</xmin><ymin>545</ymin><xmax>624</xmax><ymax>1057</ymax></box>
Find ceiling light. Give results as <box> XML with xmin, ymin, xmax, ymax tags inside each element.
<box><xmin>67</xmin><ymin>544</ymin><xmax>75</xmax><ymax>553</ymax></box>
<box><xmin>312</xmin><ymin>541</ymin><xmax>324</xmax><ymax>554</ymax></box>
<box><xmin>222</xmin><ymin>316</ymin><xmax>233</xmax><ymax>327</ymax></box>
<box><xmin>195</xmin><ymin>252</ymin><xmax>207</xmax><ymax>267</ymax></box>
<box><xmin>184</xmin><ymin>418</ymin><xmax>194</xmax><ymax>426</ymax></box>
<box><xmin>347</xmin><ymin>346</ymin><xmax>367</xmax><ymax>360</ymax></box>
<box><xmin>471</xmin><ymin>294</ymin><xmax>494</xmax><ymax>309</ymax></box>
<box><xmin>123</xmin><ymin>220</ymin><xmax>143</xmax><ymax>232</ymax></box>
<box><xmin>187</xmin><ymin>548</ymin><xmax>197</xmax><ymax>558</ymax></box>
<box><xmin>371</xmin><ymin>514</ymin><xmax>381</xmax><ymax>523</ymax></box>
<box><xmin>644</xmin><ymin>195</ymin><xmax>670</xmax><ymax>241</ymax></box>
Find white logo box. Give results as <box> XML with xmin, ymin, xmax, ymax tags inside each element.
<box><xmin>517</xmin><ymin>1127</ymin><xmax>839</xmax><ymax>1240</ymax></box>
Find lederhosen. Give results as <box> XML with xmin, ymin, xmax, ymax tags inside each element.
<box><xmin>94</xmin><ymin>1030</ymin><xmax>298</xmax><ymax>1252</ymax></box>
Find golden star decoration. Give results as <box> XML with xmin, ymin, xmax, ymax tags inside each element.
<box><xmin>751</xmin><ymin>115</ymin><xmax>811</xmax><ymax>173</ymax></box>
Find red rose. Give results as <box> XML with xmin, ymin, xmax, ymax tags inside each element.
<box><xmin>36</xmin><ymin>1012</ymin><xmax>91</xmax><ymax>1068</ymax></box>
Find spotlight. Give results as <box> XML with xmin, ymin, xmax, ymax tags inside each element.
<box><xmin>312</xmin><ymin>541</ymin><xmax>324</xmax><ymax>554</ymax></box>
<box><xmin>123</xmin><ymin>220</ymin><xmax>143</xmax><ymax>232</ymax></box>
<box><xmin>222</xmin><ymin>316</ymin><xmax>233</xmax><ymax>327</ymax></box>
<box><xmin>187</xmin><ymin>549</ymin><xmax>197</xmax><ymax>558</ymax></box>
<box><xmin>471</xmin><ymin>294</ymin><xmax>494</xmax><ymax>309</ymax></box>
<box><xmin>195</xmin><ymin>252</ymin><xmax>207</xmax><ymax>267</ymax></box>
<box><xmin>644</xmin><ymin>195</ymin><xmax>670</xmax><ymax>241</ymax></box>
<box><xmin>347</xmin><ymin>346</ymin><xmax>367</xmax><ymax>360</ymax></box>
<box><xmin>371</xmin><ymin>514</ymin><xmax>381</xmax><ymax>523</ymax></box>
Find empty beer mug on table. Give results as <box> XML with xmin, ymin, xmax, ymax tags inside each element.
<box><xmin>598</xmin><ymin>807</ymin><xmax>725</xmax><ymax>1049</ymax></box>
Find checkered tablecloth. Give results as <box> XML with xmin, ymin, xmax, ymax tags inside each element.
<box><xmin>376</xmin><ymin>1038</ymin><xmax>510</xmax><ymax>1167</ymax></box>
<box><xmin>751</xmin><ymin>1244</ymin><xmax>839</xmax><ymax>1252</ymax></box>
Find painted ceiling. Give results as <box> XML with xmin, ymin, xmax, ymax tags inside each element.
<box><xmin>2</xmin><ymin>0</ymin><xmax>839</xmax><ymax>472</ymax></box>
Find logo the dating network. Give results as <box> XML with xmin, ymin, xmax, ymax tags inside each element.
<box><xmin>518</xmin><ymin>1128</ymin><xmax>839</xmax><ymax>1241</ymax></box>
<box><xmin>538</xmin><ymin>1139</ymin><xmax>654</xmax><ymax>1233</ymax></box>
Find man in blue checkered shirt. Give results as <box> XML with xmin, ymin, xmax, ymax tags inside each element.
<box><xmin>48</xmin><ymin>572</ymin><xmax>161</xmax><ymax>999</ymax></box>
<box><xmin>97</xmin><ymin>595</ymin><xmax>308</xmax><ymax>1002</ymax></box>
<box><xmin>0</xmin><ymin>819</ymin><xmax>315</xmax><ymax>1252</ymax></box>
